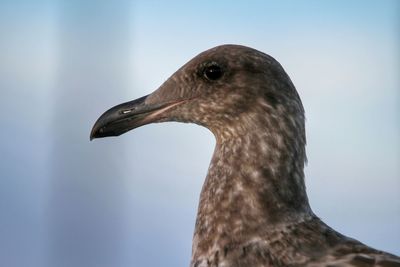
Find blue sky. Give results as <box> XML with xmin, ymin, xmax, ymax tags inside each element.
<box><xmin>0</xmin><ymin>1</ymin><xmax>399</xmax><ymax>267</ymax></box>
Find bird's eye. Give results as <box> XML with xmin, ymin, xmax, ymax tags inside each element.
<box><xmin>203</xmin><ymin>63</ymin><xmax>223</xmax><ymax>81</ymax></box>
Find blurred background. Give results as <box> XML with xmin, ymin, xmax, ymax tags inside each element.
<box><xmin>0</xmin><ymin>1</ymin><xmax>399</xmax><ymax>266</ymax></box>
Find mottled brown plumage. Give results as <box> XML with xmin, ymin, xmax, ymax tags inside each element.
<box><xmin>90</xmin><ymin>45</ymin><xmax>400</xmax><ymax>267</ymax></box>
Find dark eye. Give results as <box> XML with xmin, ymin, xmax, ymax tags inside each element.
<box><xmin>203</xmin><ymin>63</ymin><xmax>223</xmax><ymax>81</ymax></box>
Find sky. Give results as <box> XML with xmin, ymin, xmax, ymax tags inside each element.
<box><xmin>0</xmin><ymin>1</ymin><xmax>399</xmax><ymax>267</ymax></box>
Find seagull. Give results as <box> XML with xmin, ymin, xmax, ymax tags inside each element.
<box><xmin>90</xmin><ymin>45</ymin><xmax>400</xmax><ymax>267</ymax></box>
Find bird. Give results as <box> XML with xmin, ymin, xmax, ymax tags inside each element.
<box><xmin>90</xmin><ymin>45</ymin><xmax>400</xmax><ymax>267</ymax></box>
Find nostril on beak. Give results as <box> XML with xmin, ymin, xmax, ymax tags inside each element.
<box><xmin>121</xmin><ymin>109</ymin><xmax>133</xmax><ymax>114</ymax></box>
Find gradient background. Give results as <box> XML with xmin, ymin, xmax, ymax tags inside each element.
<box><xmin>0</xmin><ymin>1</ymin><xmax>399</xmax><ymax>267</ymax></box>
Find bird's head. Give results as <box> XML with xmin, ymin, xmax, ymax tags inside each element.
<box><xmin>90</xmin><ymin>45</ymin><xmax>305</xmax><ymax>143</ymax></box>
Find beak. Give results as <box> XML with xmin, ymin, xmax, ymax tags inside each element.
<box><xmin>90</xmin><ymin>94</ymin><xmax>184</xmax><ymax>140</ymax></box>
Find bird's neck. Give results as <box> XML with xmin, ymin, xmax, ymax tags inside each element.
<box><xmin>192</xmin><ymin>109</ymin><xmax>312</xmax><ymax>262</ymax></box>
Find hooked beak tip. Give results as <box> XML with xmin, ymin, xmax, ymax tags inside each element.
<box><xmin>89</xmin><ymin>123</ymin><xmax>101</xmax><ymax>141</ymax></box>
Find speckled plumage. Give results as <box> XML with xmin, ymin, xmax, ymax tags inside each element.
<box><xmin>90</xmin><ymin>45</ymin><xmax>400</xmax><ymax>267</ymax></box>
